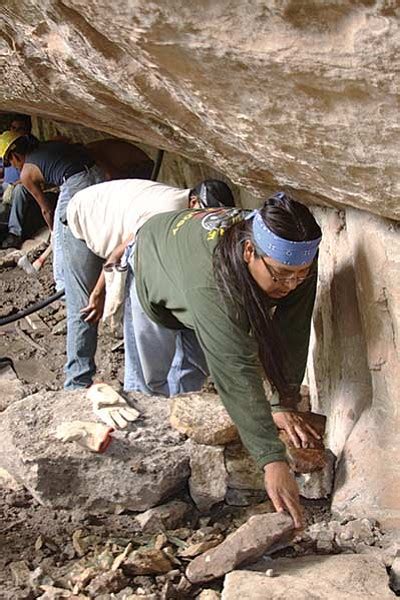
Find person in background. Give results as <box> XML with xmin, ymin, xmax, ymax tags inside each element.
<box><xmin>63</xmin><ymin>178</ymin><xmax>235</xmax><ymax>390</ymax></box>
<box><xmin>124</xmin><ymin>191</ymin><xmax>322</xmax><ymax>527</ymax></box>
<box><xmin>0</xmin><ymin>114</ymin><xmax>51</xmax><ymax>247</ymax></box>
<box><xmin>0</xmin><ymin>131</ymin><xmax>104</xmax><ymax>287</ymax></box>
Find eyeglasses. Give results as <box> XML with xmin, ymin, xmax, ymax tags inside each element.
<box><xmin>260</xmin><ymin>256</ymin><xmax>312</xmax><ymax>285</ymax></box>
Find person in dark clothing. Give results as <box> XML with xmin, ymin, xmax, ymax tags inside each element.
<box><xmin>0</xmin><ymin>131</ymin><xmax>104</xmax><ymax>289</ymax></box>
<box><xmin>0</xmin><ymin>115</ymin><xmax>49</xmax><ymax>247</ymax></box>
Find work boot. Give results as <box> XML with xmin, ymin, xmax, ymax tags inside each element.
<box><xmin>0</xmin><ymin>233</ymin><xmax>22</xmax><ymax>249</ymax></box>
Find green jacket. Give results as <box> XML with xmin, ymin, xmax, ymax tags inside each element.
<box><xmin>135</xmin><ymin>208</ymin><xmax>317</xmax><ymax>468</ymax></box>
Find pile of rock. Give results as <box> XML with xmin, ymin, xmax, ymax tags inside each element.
<box><xmin>300</xmin><ymin>516</ymin><xmax>385</xmax><ymax>554</ymax></box>
<box><xmin>170</xmin><ymin>393</ymin><xmax>335</xmax><ymax>511</ymax></box>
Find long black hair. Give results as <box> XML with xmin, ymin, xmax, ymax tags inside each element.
<box><xmin>213</xmin><ymin>192</ymin><xmax>322</xmax><ymax>397</ymax></box>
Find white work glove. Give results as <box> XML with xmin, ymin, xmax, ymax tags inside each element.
<box><xmin>55</xmin><ymin>420</ymin><xmax>114</xmax><ymax>453</ymax></box>
<box><xmin>87</xmin><ymin>383</ymin><xmax>140</xmax><ymax>430</ymax></box>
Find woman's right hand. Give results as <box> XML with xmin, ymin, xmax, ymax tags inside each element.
<box><xmin>264</xmin><ymin>461</ymin><xmax>304</xmax><ymax>529</ymax></box>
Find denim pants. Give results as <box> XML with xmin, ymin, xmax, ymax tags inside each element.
<box><xmin>53</xmin><ymin>165</ymin><xmax>104</xmax><ymax>291</ymax></box>
<box><xmin>8</xmin><ymin>184</ymin><xmax>47</xmax><ymax>238</ymax></box>
<box><xmin>123</xmin><ymin>254</ymin><xmax>209</xmax><ymax>396</ymax></box>
<box><xmin>63</xmin><ymin>225</ymin><xmax>104</xmax><ymax>389</ymax></box>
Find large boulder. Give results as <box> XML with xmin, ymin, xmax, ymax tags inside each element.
<box><xmin>0</xmin><ymin>390</ymin><xmax>190</xmax><ymax>511</ymax></box>
<box><xmin>222</xmin><ymin>554</ymin><xmax>396</xmax><ymax>600</ymax></box>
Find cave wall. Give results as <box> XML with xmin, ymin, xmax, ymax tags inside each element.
<box><xmin>1</xmin><ymin>1</ymin><xmax>400</xmax><ymax>219</ymax></box>
<box><xmin>308</xmin><ymin>208</ymin><xmax>400</xmax><ymax>526</ymax></box>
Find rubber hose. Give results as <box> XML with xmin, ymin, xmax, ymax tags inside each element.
<box><xmin>0</xmin><ymin>289</ymin><xmax>65</xmax><ymax>326</ymax></box>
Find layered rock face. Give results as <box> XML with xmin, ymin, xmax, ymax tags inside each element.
<box><xmin>1</xmin><ymin>1</ymin><xmax>400</xmax><ymax>219</ymax></box>
<box><xmin>308</xmin><ymin>208</ymin><xmax>400</xmax><ymax>525</ymax></box>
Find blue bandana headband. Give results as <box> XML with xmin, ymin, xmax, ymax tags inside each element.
<box><xmin>251</xmin><ymin>210</ymin><xmax>322</xmax><ymax>266</ymax></box>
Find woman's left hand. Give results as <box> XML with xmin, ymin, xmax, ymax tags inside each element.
<box><xmin>272</xmin><ymin>411</ymin><xmax>321</xmax><ymax>449</ymax></box>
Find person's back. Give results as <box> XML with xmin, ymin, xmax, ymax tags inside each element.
<box><xmin>26</xmin><ymin>141</ymin><xmax>93</xmax><ymax>186</ymax></box>
<box><xmin>135</xmin><ymin>207</ymin><xmax>241</xmax><ymax>330</ymax></box>
<box><xmin>67</xmin><ymin>179</ymin><xmax>191</xmax><ymax>259</ymax></box>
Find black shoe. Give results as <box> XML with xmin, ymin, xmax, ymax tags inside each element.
<box><xmin>1</xmin><ymin>234</ymin><xmax>22</xmax><ymax>249</ymax></box>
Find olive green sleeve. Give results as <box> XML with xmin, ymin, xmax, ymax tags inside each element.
<box><xmin>272</xmin><ymin>260</ymin><xmax>318</xmax><ymax>408</ymax></box>
<box><xmin>185</xmin><ymin>286</ymin><xmax>287</xmax><ymax>468</ymax></box>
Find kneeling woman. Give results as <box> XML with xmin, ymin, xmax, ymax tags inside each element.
<box><xmin>124</xmin><ymin>192</ymin><xmax>322</xmax><ymax>526</ymax></box>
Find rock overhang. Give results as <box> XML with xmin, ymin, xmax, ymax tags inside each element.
<box><xmin>1</xmin><ymin>1</ymin><xmax>399</xmax><ymax>219</ymax></box>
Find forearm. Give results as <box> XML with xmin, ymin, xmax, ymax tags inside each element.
<box><xmin>92</xmin><ymin>270</ymin><xmax>106</xmax><ymax>297</ymax></box>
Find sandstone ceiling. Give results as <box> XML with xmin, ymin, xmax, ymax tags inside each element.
<box><xmin>1</xmin><ymin>1</ymin><xmax>399</xmax><ymax>220</ymax></box>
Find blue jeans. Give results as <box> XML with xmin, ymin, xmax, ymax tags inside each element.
<box><xmin>123</xmin><ymin>257</ymin><xmax>209</xmax><ymax>396</ymax></box>
<box><xmin>63</xmin><ymin>225</ymin><xmax>104</xmax><ymax>389</ymax></box>
<box><xmin>8</xmin><ymin>184</ymin><xmax>48</xmax><ymax>238</ymax></box>
<box><xmin>53</xmin><ymin>165</ymin><xmax>104</xmax><ymax>291</ymax></box>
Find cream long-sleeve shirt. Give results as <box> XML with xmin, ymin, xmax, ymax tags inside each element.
<box><xmin>67</xmin><ymin>178</ymin><xmax>191</xmax><ymax>259</ymax></box>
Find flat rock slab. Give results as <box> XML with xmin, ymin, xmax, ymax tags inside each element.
<box><xmin>222</xmin><ymin>554</ymin><xmax>396</xmax><ymax>600</ymax></box>
<box><xmin>170</xmin><ymin>393</ymin><xmax>239</xmax><ymax>445</ymax></box>
<box><xmin>0</xmin><ymin>390</ymin><xmax>190</xmax><ymax>511</ymax></box>
<box><xmin>186</xmin><ymin>513</ymin><xmax>294</xmax><ymax>584</ymax></box>
<box><xmin>0</xmin><ymin>361</ymin><xmax>25</xmax><ymax>411</ymax></box>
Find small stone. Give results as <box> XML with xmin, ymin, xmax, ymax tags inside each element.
<box><xmin>123</xmin><ymin>548</ymin><xmax>173</xmax><ymax>575</ymax></box>
<box><xmin>265</xmin><ymin>568</ymin><xmax>275</xmax><ymax>577</ymax></box>
<box><xmin>176</xmin><ymin>575</ymin><xmax>193</xmax><ymax>594</ymax></box>
<box><xmin>316</xmin><ymin>540</ymin><xmax>333</xmax><ymax>553</ymax></box>
<box><xmin>170</xmin><ymin>394</ymin><xmax>239</xmax><ymax>445</ymax></box>
<box><xmin>160</xmin><ymin>580</ymin><xmax>176</xmax><ymax>600</ymax></box>
<box><xmin>296</xmin><ymin>450</ymin><xmax>336</xmax><ymax>499</ymax></box>
<box><xmin>9</xmin><ymin>560</ymin><xmax>31</xmax><ymax>587</ymax></box>
<box><xmin>86</xmin><ymin>569</ymin><xmax>128</xmax><ymax>596</ymax></box>
<box><xmin>69</xmin><ymin>566</ymin><xmax>99</xmax><ymax>590</ymax></box>
<box><xmin>52</xmin><ymin>319</ymin><xmax>67</xmax><ymax>336</ymax></box>
<box><xmin>154</xmin><ymin>533</ymin><xmax>168</xmax><ymax>550</ymax></box>
<box><xmin>135</xmin><ymin>500</ymin><xmax>191</xmax><ymax>533</ymax></box>
<box><xmin>198</xmin><ymin>590</ymin><xmax>221</xmax><ymax>599</ymax></box>
<box><xmin>166</xmin><ymin>569</ymin><xmax>181</xmax><ymax>581</ymax></box>
<box><xmin>178</xmin><ymin>537</ymin><xmax>223</xmax><ymax>558</ymax></box>
<box><xmin>112</xmin><ymin>543</ymin><xmax>133</xmax><ymax>571</ymax></box>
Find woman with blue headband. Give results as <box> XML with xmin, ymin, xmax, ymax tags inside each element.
<box><xmin>124</xmin><ymin>191</ymin><xmax>322</xmax><ymax>528</ymax></box>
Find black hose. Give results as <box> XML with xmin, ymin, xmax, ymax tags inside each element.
<box><xmin>0</xmin><ymin>289</ymin><xmax>65</xmax><ymax>326</ymax></box>
<box><xmin>150</xmin><ymin>149</ymin><xmax>164</xmax><ymax>182</ymax></box>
